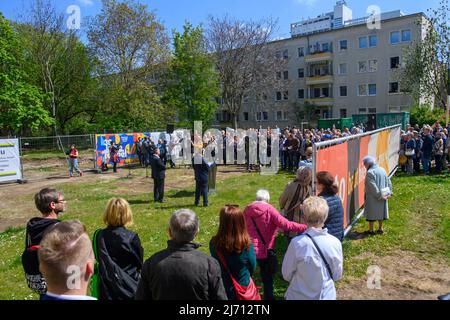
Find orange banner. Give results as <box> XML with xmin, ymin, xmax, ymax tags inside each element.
<box><xmin>316</xmin><ymin>143</ymin><xmax>349</xmax><ymax>227</ymax></box>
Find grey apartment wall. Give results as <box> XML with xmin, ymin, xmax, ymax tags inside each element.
<box><xmin>217</xmin><ymin>13</ymin><xmax>425</xmax><ymax>129</ymax></box>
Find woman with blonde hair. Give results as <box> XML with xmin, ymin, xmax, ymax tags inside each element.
<box><xmin>94</xmin><ymin>198</ymin><xmax>143</xmax><ymax>300</ymax></box>
<box><xmin>210</xmin><ymin>205</ymin><xmax>258</xmax><ymax>300</ymax></box>
<box><xmin>279</xmin><ymin>167</ymin><xmax>312</xmax><ymax>243</ymax></box>
<box><xmin>282</xmin><ymin>196</ymin><xmax>343</xmax><ymax>300</ymax></box>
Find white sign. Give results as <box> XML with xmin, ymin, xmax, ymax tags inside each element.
<box><xmin>0</xmin><ymin>139</ymin><xmax>22</xmax><ymax>182</ymax></box>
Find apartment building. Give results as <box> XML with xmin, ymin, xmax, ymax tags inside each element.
<box><xmin>215</xmin><ymin>1</ymin><xmax>428</xmax><ymax>129</ymax></box>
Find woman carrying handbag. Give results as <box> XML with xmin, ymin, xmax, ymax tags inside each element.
<box><xmin>210</xmin><ymin>205</ymin><xmax>260</xmax><ymax>300</ymax></box>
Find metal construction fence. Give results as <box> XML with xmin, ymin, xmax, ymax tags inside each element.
<box><xmin>19</xmin><ymin>134</ymin><xmax>95</xmax><ymax>152</ymax></box>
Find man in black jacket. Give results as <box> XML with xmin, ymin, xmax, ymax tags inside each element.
<box><xmin>150</xmin><ymin>147</ymin><xmax>166</xmax><ymax>202</ymax></box>
<box><xmin>135</xmin><ymin>209</ymin><xmax>227</xmax><ymax>300</ymax></box>
<box><xmin>21</xmin><ymin>188</ymin><xmax>65</xmax><ymax>296</ymax></box>
<box><xmin>192</xmin><ymin>152</ymin><xmax>210</xmax><ymax>207</ymax></box>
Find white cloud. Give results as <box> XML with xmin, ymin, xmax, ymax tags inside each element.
<box><xmin>295</xmin><ymin>0</ymin><xmax>318</xmax><ymax>6</ymax></box>
<box><xmin>77</xmin><ymin>0</ymin><xmax>94</xmax><ymax>6</ymax></box>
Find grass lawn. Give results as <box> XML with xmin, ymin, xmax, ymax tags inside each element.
<box><xmin>0</xmin><ymin>168</ymin><xmax>448</xmax><ymax>300</ymax></box>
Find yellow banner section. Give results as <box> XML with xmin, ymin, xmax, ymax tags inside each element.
<box><xmin>0</xmin><ymin>171</ymin><xmax>17</xmax><ymax>177</ymax></box>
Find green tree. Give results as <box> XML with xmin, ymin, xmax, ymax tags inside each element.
<box><xmin>410</xmin><ymin>104</ymin><xmax>446</xmax><ymax>127</ymax></box>
<box><xmin>17</xmin><ymin>0</ymin><xmax>99</xmax><ymax>134</ymax></box>
<box><xmin>0</xmin><ymin>13</ymin><xmax>53</xmax><ymax>136</ymax></box>
<box><xmin>87</xmin><ymin>0</ymin><xmax>172</xmax><ymax>132</ymax></box>
<box><xmin>163</xmin><ymin>22</ymin><xmax>220</xmax><ymax>128</ymax></box>
<box><xmin>399</xmin><ymin>0</ymin><xmax>450</xmax><ymax>109</ymax></box>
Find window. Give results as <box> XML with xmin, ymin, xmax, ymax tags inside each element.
<box><xmin>359</xmin><ymin>108</ymin><xmax>367</xmax><ymax>113</ymax></box>
<box><xmin>322</xmin><ymin>87</ymin><xmax>329</xmax><ymax>97</ymax></box>
<box><xmin>313</xmin><ymin>88</ymin><xmax>321</xmax><ymax>98</ymax></box>
<box><xmin>358</xmin><ymin>84</ymin><xmax>367</xmax><ymax>96</ymax></box>
<box><xmin>298</xmin><ymin>68</ymin><xmax>304</xmax><ymax>78</ymax></box>
<box><xmin>298</xmin><ymin>89</ymin><xmax>305</xmax><ymax>99</ymax></box>
<box><xmin>369</xmin><ymin>35</ymin><xmax>377</xmax><ymax>47</ymax></box>
<box><xmin>340</xmin><ymin>109</ymin><xmax>347</xmax><ymax>118</ymax></box>
<box><xmin>322</xmin><ymin>43</ymin><xmax>329</xmax><ymax>52</ymax></box>
<box><xmin>276</xmin><ymin>111</ymin><xmax>288</xmax><ymax>121</ymax></box>
<box><xmin>283</xmin><ymin>49</ymin><xmax>289</xmax><ymax>59</ymax></box>
<box><xmin>389</xmin><ymin>82</ymin><xmax>399</xmax><ymax>93</ymax></box>
<box><xmin>390</xmin><ymin>56</ymin><xmax>400</xmax><ymax>69</ymax></box>
<box><xmin>338</xmin><ymin>63</ymin><xmax>347</xmax><ymax>75</ymax></box>
<box><xmin>283</xmin><ymin>70</ymin><xmax>289</xmax><ymax>80</ymax></box>
<box><xmin>340</xmin><ymin>86</ymin><xmax>347</xmax><ymax>97</ymax></box>
<box><xmin>389</xmin><ymin>106</ymin><xmax>401</xmax><ymax>112</ymax></box>
<box><xmin>358</xmin><ymin>61</ymin><xmax>367</xmax><ymax>73</ymax></box>
<box><xmin>401</xmin><ymin>29</ymin><xmax>411</xmax><ymax>42</ymax></box>
<box><xmin>276</xmin><ymin>91</ymin><xmax>282</xmax><ymax>101</ymax></box>
<box><xmin>368</xmin><ymin>84</ymin><xmax>377</xmax><ymax>96</ymax></box>
<box><xmin>263</xmin><ymin>111</ymin><xmax>268</xmax><ymax>121</ymax></box>
<box><xmin>339</xmin><ymin>40</ymin><xmax>347</xmax><ymax>51</ymax></box>
<box><xmin>276</xmin><ymin>111</ymin><xmax>282</xmax><ymax>120</ymax></box>
<box><xmin>390</xmin><ymin>31</ymin><xmax>400</xmax><ymax>44</ymax></box>
<box><xmin>368</xmin><ymin>59</ymin><xmax>378</xmax><ymax>72</ymax></box>
<box><xmin>368</xmin><ymin>108</ymin><xmax>377</xmax><ymax>113</ymax></box>
<box><xmin>283</xmin><ymin>91</ymin><xmax>289</xmax><ymax>100</ymax></box>
<box><xmin>298</xmin><ymin>47</ymin><xmax>305</xmax><ymax>57</ymax></box>
<box><xmin>359</xmin><ymin>37</ymin><xmax>367</xmax><ymax>48</ymax></box>
<box><xmin>276</xmin><ymin>71</ymin><xmax>281</xmax><ymax>80</ymax></box>
<box><xmin>244</xmin><ymin>112</ymin><xmax>249</xmax><ymax>121</ymax></box>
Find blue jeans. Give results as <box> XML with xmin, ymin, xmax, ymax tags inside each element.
<box><xmin>69</xmin><ymin>158</ymin><xmax>81</xmax><ymax>176</ymax></box>
<box><xmin>257</xmin><ymin>259</ymin><xmax>275</xmax><ymax>300</ymax></box>
<box><xmin>422</xmin><ymin>155</ymin><xmax>431</xmax><ymax>174</ymax></box>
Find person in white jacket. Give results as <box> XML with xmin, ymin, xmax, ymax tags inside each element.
<box><xmin>282</xmin><ymin>196</ymin><xmax>343</xmax><ymax>300</ymax></box>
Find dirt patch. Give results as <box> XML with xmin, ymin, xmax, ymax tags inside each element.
<box><xmin>337</xmin><ymin>250</ymin><xmax>450</xmax><ymax>300</ymax></box>
<box><xmin>0</xmin><ymin>164</ymin><xmax>245</xmax><ymax>232</ymax></box>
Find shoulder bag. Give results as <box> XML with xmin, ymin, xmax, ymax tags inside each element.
<box><xmin>250</xmin><ymin>218</ymin><xmax>278</xmax><ymax>275</ymax></box>
<box><xmin>216</xmin><ymin>251</ymin><xmax>261</xmax><ymax>300</ymax></box>
<box><xmin>305</xmin><ymin>233</ymin><xmax>334</xmax><ymax>280</ymax></box>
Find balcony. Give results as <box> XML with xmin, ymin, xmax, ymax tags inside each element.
<box><xmin>306</xmin><ymin>74</ymin><xmax>333</xmax><ymax>85</ymax></box>
<box><xmin>305</xmin><ymin>51</ymin><xmax>333</xmax><ymax>63</ymax></box>
<box><xmin>305</xmin><ymin>97</ymin><xmax>334</xmax><ymax>106</ymax></box>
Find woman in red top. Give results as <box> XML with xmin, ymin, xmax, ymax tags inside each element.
<box><xmin>68</xmin><ymin>144</ymin><xmax>83</xmax><ymax>177</ymax></box>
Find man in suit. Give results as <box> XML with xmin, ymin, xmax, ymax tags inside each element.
<box><xmin>150</xmin><ymin>148</ymin><xmax>166</xmax><ymax>203</ymax></box>
<box><xmin>192</xmin><ymin>151</ymin><xmax>210</xmax><ymax>207</ymax></box>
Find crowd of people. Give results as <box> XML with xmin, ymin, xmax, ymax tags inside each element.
<box><xmin>68</xmin><ymin>120</ymin><xmax>449</xmax><ymax>179</ymax></box>
<box><xmin>21</xmin><ymin>154</ymin><xmax>393</xmax><ymax>301</ymax></box>
<box><xmin>400</xmin><ymin>122</ymin><xmax>450</xmax><ymax>175</ymax></box>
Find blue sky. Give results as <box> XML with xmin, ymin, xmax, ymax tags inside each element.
<box><xmin>0</xmin><ymin>0</ymin><xmax>441</xmax><ymax>40</ymax></box>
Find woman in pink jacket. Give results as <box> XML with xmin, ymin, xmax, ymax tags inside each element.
<box><xmin>244</xmin><ymin>189</ymin><xmax>307</xmax><ymax>300</ymax></box>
